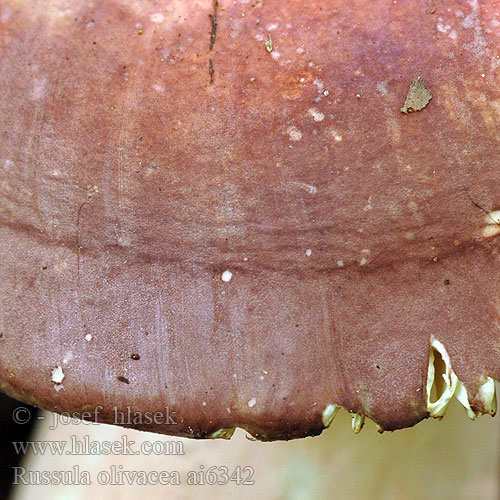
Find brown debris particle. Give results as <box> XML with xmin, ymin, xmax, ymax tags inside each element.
<box><xmin>117</xmin><ymin>376</ymin><xmax>130</xmax><ymax>384</ymax></box>
<box><xmin>208</xmin><ymin>0</ymin><xmax>218</xmax><ymax>83</ymax></box>
<box><xmin>265</xmin><ymin>34</ymin><xmax>273</xmax><ymax>53</ymax></box>
<box><xmin>209</xmin><ymin>0</ymin><xmax>219</xmax><ymax>50</ymax></box>
<box><xmin>209</xmin><ymin>58</ymin><xmax>214</xmax><ymax>83</ymax></box>
<box><xmin>401</xmin><ymin>76</ymin><xmax>432</xmax><ymax>114</ymax></box>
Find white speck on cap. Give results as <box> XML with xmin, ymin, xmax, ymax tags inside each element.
<box><xmin>51</xmin><ymin>366</ymin><xmax>65</xmax><ymax>384</ymax></box>
<box><xmin>360</xmin><ymin>249</ymin><xmax>371</xmax><ymax>265</ymax></box>
<box><xmin>376</xmin><ymin>81</ymin><xmax>388</xmax><ymax>95</ymax></box>
<box><xmin>287</xmin><ymin>125</ymin><xmax>302</xmax><ymax>141</ymax></box>
<box><xmin>152</xmin><ymin>83</ymin><xmax>165</xmax><ymax>93</ymax></box>
<box><xmin>150</xmin><ymin>13</ymin><xmax>165</xmax><ymax>23</ymax></box>
<box><xmin>330</xmin><ymin>129</ymin><xmax>343</xmax><ymax>141</ymax></box>
<box><xmin>221</xmin><ymin>270</ymin><xmax>233</xmax><ymax>282</ymax></box>
<box><xmin>202</xmin><ymin>401</ymin><xmax>207</xmax><ymax>406</ymax></box>
<box><xmin>337</xmin><ymin>260</ymin><xmax>344</xmax><ymax>267</ymax></box>
<box><xmin>85</xmin><ymin>334</ymin><xmax>92</xmax><ymax>342</ymax></box>
<box><xmin>305</xmin><ymin>249</ymin><xmax>312</xmax><ymax>257</ymax></box>
<box><xmin>482</xmin><ymin>225</ymin><xmax>500</xmax><ymax>238</ymax></box>
<box><xmin>248</xmin><ymin>397</ymin><xmax>256</xmax><ymax>408</ymax></box>
<box><xmin>308</xmin><ymin>107</ymin><xmax>325</xmax><ymax>122</ymax></box>
<box><xmin>62</xmin><ymin>351</ymin><xmax>74</xmax><ymax>364</ymax></box>
<box><xmin>485</xmin><ymin>210</ymin><xmax>500</xmax><ymax>224</ymax></box>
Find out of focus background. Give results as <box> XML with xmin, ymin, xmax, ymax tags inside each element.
<box><xmin>1</xmin><ymin>391</ymin><xmax>498</xmax><ymax>500</ymax></box>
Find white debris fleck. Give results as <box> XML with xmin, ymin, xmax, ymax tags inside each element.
<box><xmin>296</xmin><ymin>47</ymin><xmax>305</xmax><ymax>54</ymax></box>
<box><xmin>31</xmin><ymin>77</ymin><xmax>47</xmax><ymax>100</ymax></box>
<box><xmin>226</xmin><ymin>407</ymin><xmax>232</xmax><ymax>413</ymax></box>
<box><xmin>330</xmin><ymin>129</ymin><xmax>343</xmax><ymax>142</ymax></box>
<box><xmin>150</xmin><ymin>13</ymin><xmax>165</xmax><ymax>23</ymax></box>
<box><xmin>49</xmin><ymin>169</ymin><xmax>62</xmax><ymax>178</ymax></box>
<box><xmin>270</xmin><ymin>51</ymin><xmax>281</xmax><ymax>61</ymax></box>
<box><xmin>337</xmin><ymin>260</ymin><xmax>344</xmax><ymax>267</ymax></box>
<box><xmin>266</xmin><ymin>23</ymin><xmax>278</xmax><ymax>31</ymax></box>
<box><xmin>54</xmin><ymin>384</ymin><xmax>64</xmax><ymax>392</ymax></box>
<box><xmin>287</xmin><ymin>126</ymin><xmax>302</xmax><ymax>141</ymax></box>
<box><xmin>248</xmin><ymin>397</ymin><xmax>256</xmax><ymax>408</ymax></box>
<box><xmin>482</xmin><ymin>210</ymin><xmax>500</xmax><ymax>238</ymax></box>
<box><xmin>313</xmin><ymin>78</ymin><xmax>324</xmax><ymax>92</ymax></box>
<box><xmin>308</xmin><ymin>107</ymin><xmax>325</xmax><ymax>122</ymax></box>
<box><xmin>485</xmin><ymin>210</ymin><xmax>500</xmax><ymax>224</ymax></box>
<box><xmin>360</xmin><ymin>249</ymin><xmax>371</xmax><ymax>266</ymax></box>
<box><xmin>152</xmin><ymin>83</ymin><xmax>165</xmax><ymax>93</ymax></box>
<box><xmin>482</xmin><ymin>225</ymin><xmax>500</xmax><ymax>238</ymax></box>
<box><xmin>376</xmin><ymin>81</ymin><xmax>388</xmax><ymax>95</ymax></box>
<box><xmin>221</xmin><ymin>270</ymin><xmax>233</xmax><ymax>282</ymax></box>
<box><xmin>305</xmin><ymin>249</ymin><xmax>312</xmax><ymax>257</ymax></box>
<box><xmin>51</xmin><ymin>366</ymin><xmax>65</xmax><ymax>384</ymax></box>
<box><xmin>202</xmin><ymin>401</ymin><xmax>207</xmax><ymax>406</ymax></box>
<box><xmin>62</xmin><ymin>352</ymin><xmax>74</xmax><ymax>365</ymax></box>
<box><xmin>437</xmin><ymin>20</ymin><xmax>451</xmax><ymax>33</ymax></box>
<box><xmin>364</xmin><ymin>196</ymin><xmax>373</xmax><ymax>211</ymax></box>
<box><xmin>295</xmin><ymin>182</ymin><xmax>317</xmax><ymax>194</ymax></box>
<box><xmin>243</xmin><ymin>257</ymin><xmax>249</xmax><ymax>262</ymax></box>
<box><xmin>85</xmin><ymin>334</ymin><xmax>92</xmax><ymax>342</ymax></box>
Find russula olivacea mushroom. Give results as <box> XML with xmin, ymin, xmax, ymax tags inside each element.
<box><xmin>0</xmin><ymin>0</ymin><xmax>499</xmax><ymax>441</ymax></box>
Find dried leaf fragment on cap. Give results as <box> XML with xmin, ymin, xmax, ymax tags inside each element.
<box><xmin>401</xmin><ymin>76</ymin><xmax>432</xmax><ymax>113</ymax></box>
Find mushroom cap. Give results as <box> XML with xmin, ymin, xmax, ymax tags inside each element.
<box><xmin>0</xmin><ymin>0</ymin><xmax>499</xmax><ymax>440</ymax></box>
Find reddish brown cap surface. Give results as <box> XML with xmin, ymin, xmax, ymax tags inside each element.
<box><xmin>0</xmin><ymin>0</ymin><xmax>499</xmax><ymax>440</ymax></box>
